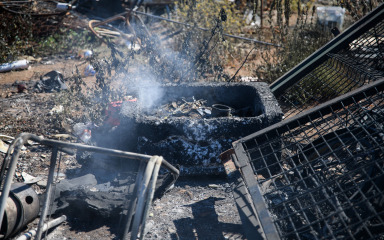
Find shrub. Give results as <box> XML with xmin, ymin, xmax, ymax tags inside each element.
<box><xmin>0</xmin><ymin>11</ymin><xmax>32</xmax><ymax>63</ymax></box>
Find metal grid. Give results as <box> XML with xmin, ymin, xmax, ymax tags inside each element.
<box><xmin>270</xmin><ymin>4</ymin><xmax>384</xmax><ymax>118</ymax></box>
<box><xmin>233</xmin><ymin>79</ymin><xmax>384</xmax><ymax>239</ymax></box>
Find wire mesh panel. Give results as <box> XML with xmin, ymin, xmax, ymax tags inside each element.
<box><xmin>233</xmin><ymin>79</ymin><xmax>384</xmax><ymax>239</ymax></box>
<box><xmin>270</xmin><ymin>4</ymin><xmax>384</xmax><ymax>118</ymax></box>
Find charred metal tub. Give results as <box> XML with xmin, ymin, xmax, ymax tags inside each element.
<box><xmin>96</xmin><ymin>82</ymin><xmax>283</xmax><ymax>175</ymax></box>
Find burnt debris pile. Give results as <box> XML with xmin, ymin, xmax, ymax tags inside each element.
<box><xmin>99</xmin><ymin>82</ymin><xmax>283</xmax><ymax>175</ymax></box>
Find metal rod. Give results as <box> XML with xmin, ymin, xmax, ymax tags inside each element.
<box><xmin>240</xmin><ymin>78</ymin><xmax>384</xmax><ymax>143</ymax></box>
<box><xmin>130</xmin><ymin>156</ymin><xmax>157</xmax><ymax>240</ymax></box>
<box><xmin>16</xmin><ymin>215</ymin><xmax>67</xmax><ymax>240</ymax></box>
<box><xmin>91</xmin><ymin>14</ymin><xmax>126</xmax><ymax>28</ymax></box>
<box><xmin>122</xmin><ymin>161</ymin><xmax>146</xmax><ymax>240</ymax></box>
<box><xmin>127</xmin><ymin>9</ymin><xmax>280</xmax><ymax>47</ymax></box>
<box><xmin>40</xmin><ymin>139</ymin><xmax>179</xmax><ymax>175</ymax></box>
<box><xmin>0</xmin><ymin>138</ymin><xmax>24</xmax><ymax>229</ymax></box>
<box><xmin>35</xmin><ymin>147</ymin><xmax>59</xmax><ymax>240</ymax></box>
<box><xmin>139</xmin><ymin>156</ymin><xmax>163</xmax><ymax>240</ymax></box>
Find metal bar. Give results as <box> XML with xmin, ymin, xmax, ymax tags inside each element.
<box><xmin>122</xmin><ymin>161</ymin><xmax>146</xmax><ymax>240</ymax></box>
<box><xmin>91</xmin><ymin>13</ymin><xmax>127</xmax><ymax>28</ymax></box>
<box><xmin>270</xmin><ymin>3</ymin><xmax>384</xmax><ymax>96</ymax></box>
<box><xmin>35</xmin><ymin>147</ymin><xmax>59</xmax><ymax>240</ymax></box>
<box><xmin>16</xmin><ymin>215</ymin><xmax>67</xmax><ymax>240</ymax></box>
<box><xmin>130</xmin><ymin>156</ymin><xmax>157</xmax><ymax>240</ymax></box>
<box><xmin>227</xmin><ymin>157</ymin><xmax>265</xmax><ymax>240</ymax></box>
<box><xmin>139</xmin><ymin>156</ymin><xmax>163</xmax><ymax>240</ymax></box>
<box><xmin>233</xmin><ymin>143</ymin><xmax>280</xmax><ymax>239</ymax></box>
<box><xmin>40</xmin><ymin>139</ymin><xmax>179</xmax><ymax>176</ymax></box>
<box><xmin>127</xmin><ymin>9</ymin><xmax>280</xmax><ymax>47</ymax></box>
<box><xmin>240</xmin><ymin>78</ymin><xmax>384</xmax><ymax>143</ymax></box>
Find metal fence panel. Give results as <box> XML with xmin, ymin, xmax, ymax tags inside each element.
<box><xmin>234</xmin><ymin>78</ymin><xmax>384</xmax><ymax>239</ymax></box>
<box><xmin>270</xmin><ymin>4</ymin><xmax>384</xmax><ymax>118</ymax></box>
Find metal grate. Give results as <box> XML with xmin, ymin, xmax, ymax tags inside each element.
<box><xmin>270</xmin><ymin>4</ymin><xmax>384</xmax><ymax>118</ymax></box>
<box><xmin>233</xmin><ymin>78</ymin><xmax>384</xmax><ymax>239</ymax></box>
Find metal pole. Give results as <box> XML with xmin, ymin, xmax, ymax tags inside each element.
<box><xmin>35</xmin><ymin>147</ymin><xmax>59</xmax><ymax>240</ymax></box>
<box><xmin>0</xmin><ymin>138</ymin><xmax>23</xmax><ymax>229</ymax></box>
<box><xmin>16</xmin><ymin>215</ymin><xmax>67</xmax><ymax>240</ymax></box>
<box><xmin>130</xmin><ymin>156</ymin><xmax>157</xmax><ymax>240</ymax></box>
<box><xmin>139</xmin><ymin>157</ymin><xmax>163</xmax><ymax>240</ymax></box>
<box><xmin>122</xmin><ymin>161</ymin><xmax>146</xmax><ymax>240</ymax></box>
<box><xmin>40</xmin><ymin>139</ymin><xmax>179</xmax><ymax>176</ymax></box>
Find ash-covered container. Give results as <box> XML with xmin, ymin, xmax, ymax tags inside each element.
<box><xmin>97</xmin><ymin>82</ymin><xmax>282</xmax><ymax>175</ymax></box>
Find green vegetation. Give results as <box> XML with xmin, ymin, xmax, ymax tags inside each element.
<box><xmin>36</xmin><ymin>29</ymin><xmax>98</xmax><ymax>56</ymax></box>
<box><xmin>0</xmin><ymin>10</ymin><xmax>98</xmax><ymax>63</ymax></box>
<box><xmin>0</xmin><ymin>13</ymin><xmax>32</xmax><ymax>63</ymax></box>
<box><xmin>256</xmin><ymin>2</ymin><xmax>333</xmax><ymax>83</ymax></box>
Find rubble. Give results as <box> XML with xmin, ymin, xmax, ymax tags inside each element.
<box><xmin>151</xmin><ymin>96</ymin><xmax>212</xmax><ymax>118</ymax></box>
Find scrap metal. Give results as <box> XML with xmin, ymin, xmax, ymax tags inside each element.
<box><xmin>229</xmin><ymin>78</ymin><xmax>384</xmax><ymax>239</ymax></box>
<box><xmin>0</xmin><ymin>133</ymin><xmax>179</xmax><ymax>240</ymax></box>
<box><xmin>152</xmin><ymin>97</ymin><xmax>212</xmax><ymax>118</ymax></box>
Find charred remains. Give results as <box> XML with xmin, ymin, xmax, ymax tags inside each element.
<box><xmin>96</xmin><ymin>82</ymin><xmax>283</xmax><ymax>175</ymax></box>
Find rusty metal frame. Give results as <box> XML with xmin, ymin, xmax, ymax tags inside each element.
<box><xmin>231</xmin><ymin>78</ymin><xmax>384</xmax><ymax>239</ymax></box>
<box><xmin>0</xmin><ymin>133</ymin><xmax>179</xmax><ymax>240</ymax></box>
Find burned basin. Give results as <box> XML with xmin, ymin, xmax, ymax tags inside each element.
<box><xmin>98</xmin><ymin>82</ymin><xmax>282</xmax><ymax>175</ymax></box>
